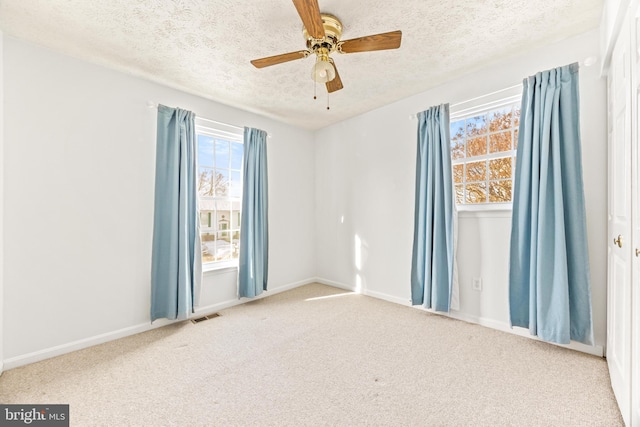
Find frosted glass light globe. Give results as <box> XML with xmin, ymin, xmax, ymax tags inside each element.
<box><xmin>311</xmin><ymin>60</ymin><xmax>336</xmax><ymax>83</ymax></box>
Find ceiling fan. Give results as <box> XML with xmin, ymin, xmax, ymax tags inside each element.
<box><xmin>250</xmin><ymin>0</ymin><xmax>402</xmax><ymax>95</ymax></box>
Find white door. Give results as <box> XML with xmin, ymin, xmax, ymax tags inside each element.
<box><xmin>632</xmin><ymin>13</ymin><xmax>640</xmax><ymax>426</ymax></box>
<box><xmin>608</xmin><ymin>15</ymin><xmax>632</xmax><ymax>426</ymax></box>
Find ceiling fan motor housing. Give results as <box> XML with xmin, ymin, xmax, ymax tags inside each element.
<box><xmin>303</xmin><ymin>14</ymin><xmax>343</xmax><ymax>54</ymax></box>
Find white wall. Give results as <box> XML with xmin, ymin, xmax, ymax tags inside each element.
<box><xmin>2</xmin><ymin>36</ymin><xmax>316</xmax><ymax>365</ymax></box>
<box><xmin>315</xmin><ymin>29</ymin><xmax>608</xmax><ymax>352</ymax></box>
<box><xmin>2</xmin><ymin>27</ymin><xmax>608</xmax><ymax>367</ymax></box>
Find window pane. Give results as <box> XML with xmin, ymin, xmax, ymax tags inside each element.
<box><xmin>230</xmin><ymin>170</ymin><xmax>242</xmax><ymax>198</ymax></box>
<box><xmin>450</xmin><ymin>120</ymin><xmax>465</xmax><ymax>140</ymax></box>
<box><xmin>488</xmin><ymin>107</ymin><xmax>512</xmax><ymax>132</ymax></box>
<box><xmin>199</xmin><ymin>198</ymin><xmax>214</xmax><ymax>218</ymax></box>
<box><xmin>197</xmin><ymin>125</ymin><xmax>243</xmax><ymax>264</ymax></box>
<box><xmin>489</xmin><ymin>157</ymin><xmax>512</xmax><ymax>180</ymax></box>
<box><xmin>197</xmin><ymin>168</ymin><xmax>214</xmax><ymax>197</ymax></box>
<box><xmin>449</xmin><ymin>98</ymin><xmax>519</xmax><ymax>206</ymax></box>
<box><xmin>215</xmin><ymin>139</ymin><xmax>230</xmax><ymax>169</ymax></box>
<box><xmin>201</xmin><ymin>233</ymin><xmax>216</xmax><ymax>263</ymax></box>
<box><xmin>213</xmin><ymin>169</ymin><xmax>229</xmax><ymax>196</ymax></box>
<box><xmin>453</xmin><ymin>164</ymin><xmax>464</xmax><ymax>183</ymax></box>
<box><xmin>490</xmin><ymin>131</ymin><xmax>512</xmax><ymax>153</ymax></box>
<box><xmin>200</xmin><ymin>211</ymin><xmax>213</xmax><ymax>228</ymax></box>
<box><xmin>198</xmin><ymin>135</ymin><xmax>214</xmax><ymax>168</ymax></box>
<box><xmin>466</xmin><ymin>160</ymin><xmax>486</xmax><ymax>182</ymax></box>
<box><xmin>465</xmin><ymin>183</ymin><xmax>487</xmax><ymax>204</ymax></box>
<box><xmin>231</xmin><ymin>198</ymin><xmax>241</xmax><ymax>215</ymax></box>
<box><xmin>231</xmin><ymin>142</ymin><xmax>243</xmax><ymax>170</ymax></box>
<box><xmin>231</xmin><ymin>209</ymin><xmax>241</xmax><ymax>228</ymax></box>
<box><xmin>466</xmin><ymin>114</ymin><xmax>487</xmax><ymax>136</ymax></box>
<box><xmin>217</xmin><ymin>228</ymin><xmax>230</xmax><ymax>241</ymax></box>
<box><xmin>216</xmin><ymin>231</ymin><xmax>232</xmax><ymax>261</ymax></box>
<box><xmin>467</xmin><ymin>137</ymin><xmax>487</xmax><ymax>157</ymax></box>
<box><xmin>455</xmin><ymin>184</ymin><xmax>464</xmax><ymax>204</ymax></box>
<box><xmin>208</xmin><ymin>238</ymin><xmax>228</xmax><ymax>261</ymax></box>
<box><xmin>489</xmin><ymin>180</ymin><xmax>512</xmax><ymax>202</ymax></box>
<box><xmin>451</xmin><ymin>139</ymin><xmax>465</xmax><ymax>160</ymax></box>
<box><xmin>232</xmin><ymin>235</ymin><xmax>240</xmax><ymax>259</ymax></box>
<box><xmin>231</xmin><ymin>228</ymin><xmax>240</xmax><ymax>257</ymax></box>
<box><xmin>219</xmin><ymin>221</ymin><xmax>229</xmax><ymax>230</ymax></box>
<box><xmin>215</xmin><ymin>200</ymin><xmax>231</xmax><ymax>226</ymax></box>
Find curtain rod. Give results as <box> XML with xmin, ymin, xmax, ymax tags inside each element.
<box><xmin>450</xmin><ymin>83</ymin><xmax>522</xmax><ymax>108</ymax></box>
<box><xmin>408</xmin><ymin>84</ymin><xmax>521</xmax><ymax>120</ymax></box>
<box><xmin>409</xmin><ymin>56</ymin><xmax>599</xmax><ymax>120</ymax></box>
<box><xmin>197</xmin><ymin>117</ymin><xmax>244</xmax><ymax>131</ymax></box>
<box><xmin>147</xmin><ymin>101</ymin><xmax>244</xmax><ymax>131</ymax></box>
<box><xmin>147</xmin><ymin>101</ymin><xmax>272</xmax><ymax>138</ymax></box>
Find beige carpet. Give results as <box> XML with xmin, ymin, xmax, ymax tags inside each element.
<box><xmin>0</xmin><ymin>283</ymin><xmax>623</xmax><ymax>426</ymax></box>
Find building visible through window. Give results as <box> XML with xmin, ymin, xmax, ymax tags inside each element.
<box><xmin>196</xmin><ymin>119</ymin><xmax>243</xmax><ymax>265</ymax></box>
<box><xmin>450</xmin><ymin>95</ymin><xmax>521</xmax><ymax>205</ymax></box>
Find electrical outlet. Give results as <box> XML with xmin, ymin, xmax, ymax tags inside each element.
<box><xmin>472</xmin><ymin>277</ymin><xmax>482</xmax><ymax>291</ymax></box>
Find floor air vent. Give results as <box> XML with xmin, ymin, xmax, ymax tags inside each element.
<box><xmin>190</xmin><ymin>313</ymin><xmax>220</xmax><ymax>324</ymax></box>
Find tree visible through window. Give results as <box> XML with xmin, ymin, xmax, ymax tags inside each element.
<box><xmin>450</xmin><ymin>102</ymin><xmax>520</xmax><ymax>205</ymax></box>
<box><xmin>196</xmin><ymin>121</ymin><xmax>243</xmax><ymax>264</ymax></box>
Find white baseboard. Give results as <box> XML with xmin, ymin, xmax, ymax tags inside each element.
<box><xmin>4</xmin><ymin>321</ymin><xmax>172</xmax><ymax>370</ymax></box>
<box><xmin>194</xmin><ymin>277</ymin><xmax>317</xmax><ymax>315</ymax></box>
<box><xmin>313</xmin><ymin>277</ymin><xmax>355</xmax><ymax>292</ymax></box>
<box><xmin>3</xmin><ymin>277</ymin><xmax>316</xmax><ymax>371</ymax></box>
<box><xmin>5</xmin><ymin>277</ymin><xmax>603</xmax><ymax>370</ymax></box>
<box><xmin>444</xmin><ymin>309</ymin><xmax>604</xmax><ymax>357</ymax></box>
<box><xmin>315</xmin><ymin>277</ymin><xmax>604</xmax><ymax>358</ymax></box>
<box><xmin>363</xmin><ymin>288</ymin><xmax>413</xmax><ymax>307</ymax></box>
<box><xmin>315</xmin><ymin>277</ymin><xmax>412</xmax><ymax>306</ymax></box>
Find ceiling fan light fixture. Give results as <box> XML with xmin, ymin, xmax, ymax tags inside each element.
<box><xmin>311</xmin><ymin>58</ymin><xmax>336</xmax><ymax>83</ymax></box>
<box><xmin>251</xmin><ymin>1</ymin><xmax>402</xmax><ymax>101</ymax></box>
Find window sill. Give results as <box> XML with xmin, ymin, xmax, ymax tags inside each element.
<box><xmin>457</xmin><ymin>203</ymin><xmax>512</xmax><ymax>218</ymax></box>
<box><xmin>203</xmin><ymin>261</ymin><xmax>238</xmax><ymax>275</ymax></box>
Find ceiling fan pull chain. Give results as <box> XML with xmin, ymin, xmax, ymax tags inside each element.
<box><xmin>314</xmin><ymin>80</ymin><xmax>317</xmax><ymax>100</ymax></box>
<box><xmin>327</xmin><ymin>91</ymin><xmax>330</xmax><ymax>110</ymax></box>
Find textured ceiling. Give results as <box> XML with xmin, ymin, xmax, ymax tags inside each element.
<box><xmin>0</xmin><ymin>0</ymin><xmax>603</xmax><ymax>130</ymax></box>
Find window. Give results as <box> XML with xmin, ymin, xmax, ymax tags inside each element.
<box><xmin>450</xmin><ymin>92</ymin><xmax>521</xmax><ymax>206</ymax></box>
<box><xmin>196</xmin><ymin>119</ymin><xmax>243</xmax><ymax>266</ymax></box>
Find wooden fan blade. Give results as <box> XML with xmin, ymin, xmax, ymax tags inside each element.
<box><xmin>292</xmin><ymin>0</ymin><xmax>325</xmax><ymax>39</ymax></box>
<box><xmin>339</xmin><ymin>30</ymin><xmax>402</xmax><ymax>54</ymax></box>
<box><xmin>251</xmin><ymin>50</ymin><xmax>309</xmax><ymax>68</ymax></box>
<box><xmin>326</xmin><ymin>63</ymin><xmax>343</xmax><ymax>93</ymax></box>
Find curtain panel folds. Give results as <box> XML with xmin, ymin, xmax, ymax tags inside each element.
<box><xmin>238</xmin><ymin>127</ymin><xmax>269</xmax><ymax>298</ymax></box>
<box><xmin>509</xmin><ymin>63</ymin><xmax>594</xmax><ymax>345</ymax></box>
<box><xmin>150</xmin><ymin>105</ymin><xmax>202</xmax><ymax>322</ymax></box>
<box><xmin>411</xmin><ymin>104</ymin><xmax>455</xmax><ymax>312</ymax></box>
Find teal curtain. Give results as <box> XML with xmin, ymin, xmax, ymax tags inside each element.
<box><xmin>411</xmin><ymin>104</ymin><xmax>455</xmax><ymax>312</ymax></box>
<box><xmin>509</xmin><ymin>63</ymin><xmax>593</xmax><ymax>345</ymax></box>
<box><xmin>151</xmin><ymin>105</ymin><xmax>202</xmax><ymax>322</ymax></box>
<box><xmin>238</xmin><ymin>127</ymin><xmax>269</xmax><ymax>298</ymax></box>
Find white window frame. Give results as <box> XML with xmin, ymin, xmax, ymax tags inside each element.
<box><xmin>195</xmin><ymin>118</ymin><xmax>243</xmax><ymax>271</ymax></box>
<box><xmin>450</xmin><ymin>86</ymin><xmax>522</xmax><ymax>212</ymax></box>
